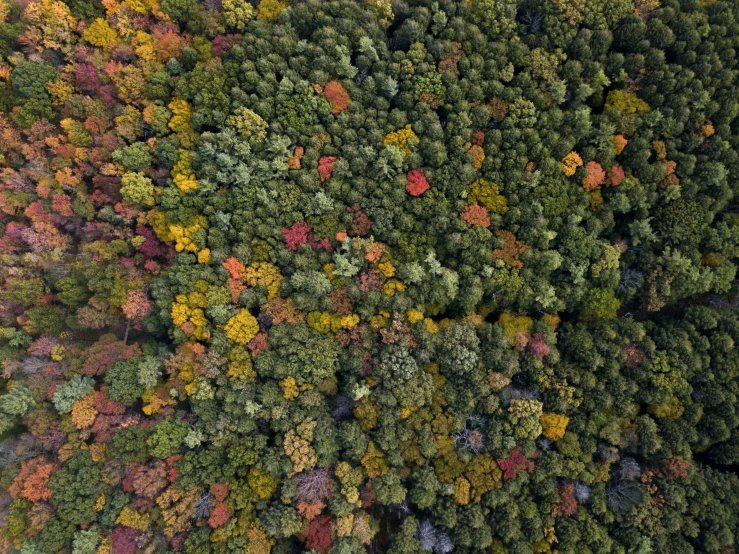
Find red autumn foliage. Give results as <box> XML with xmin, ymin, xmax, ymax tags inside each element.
<box><xmin>406</xmin><ymin>168</ymin><xmax>430</xmax><ymax>196</ymax></box>
<box><xmin>208</xmin><ymin>501</ymin><xmax>233</xmax><ymax>528</ymax></box>
<box><xmin>497</xmin><ymin>446</ymin><xmax>535</xmax><ymax>480</ymax></box>
<box><xmin>211</xmin><ymin>482</ymin><xmax>229</xmax><ymax>502</ymax></box>
<box><xmin>305</xmin><ymin>515</ymin><xmax>332</xmax><ymax>553</ymax></box>
<box><xmin>318</xmin><ymin>156</ymin><xmax>337</xmax><ymax>183</ymax></box>
<box><xmin>212</xmin><ymin>34</ymin><xmax>243</xmax><ymax>56</ymax></box>
<box><xmin>358</xmin><ymin>271</ymin><xmax>383</xmax><ymax>293</ymax></box>
<box><xmin>472</xmin><ymin>129</ymin><xmax>485</xmax><ymax>147</ymax></box>
<box><xmin>582</xmin><ymin>161</ymin><xmax>606</xmax><ymax>191</ymax></box>
<box><xmin>527</xmin><ymin>333</ymin><xmax>551</xmax><ymax>360</ymax></box>
<box><xmin>247</xmin><ymin>332</ymin><xmax>269</xmax><ymax>356</ymax></box>
<box><xmin>282</xmin><ymin>221</ymin><xmax>311</xmax><ymax>251</ymax></box>
<box><xmin>130</xmin><ymin>460</ymin><xmax>169</xmax><ymax>499</ymax></box>
<box><xmin>80</xmin><ymin>334</ymin><xmax>141</xmax><ymax>377</ymax></box>
<box><xmin>324</xmin><ymin>80</ymin><xmax>351</xmax><ymax>114</ymax></box>
<box><xmin>552</xmin><ymin>482</ymin><xmax>578</xmax><ymax>517</ymax></box>
<box><xmin>609</xmin><ymin>164</ymin><xmax>625</xmax><ymax>186</ymax></box>
<box><xmin>95</xmin><ymin>387</ymin><xmax>127</xmax><ymax>415</ymax></box>
<box><xmin>112</xmin><ymin>526</ymin><xmax>139</xmax><ymax>554</ymax></box>
<box><xmin>347</xmin><ymin>203</ymin><xmax>372</xmax><ymax>236</ymax></box>
<box><xmin>460</xmin><ymin>203</ymin><xmax>490</xmax><ymax>227</ymax></box>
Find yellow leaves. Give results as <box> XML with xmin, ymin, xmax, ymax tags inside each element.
<box><xmin>224</xmin><ymin>309</ymin><xmax>259</xmax><ymax>346</ymax></box>
<box><xmin>51</xmin><ymin>344</ymin><xmax>65</xmax><ymax>361</ymax></box>
<box><xmin>335</xmin><ymin>514</ymin><xmax>354</xmax><ymax>537</ymax></box>
<box><xmin>423</xmin><ymin>318</ymin><xmax>439</xmax><ymax>334</ymax></box>
<box><xmin>307</xmin><ymin>311</ymin><xmax>360</xmax><ymax>333</ymax></box>
<box><xmin>280</xmin><ymin>376</ymin><xmax>299</xmax><ymax>400</ymax></box>
<box><xmin>247</xmin><ymin>468</ymin><xmax>279</xmax><ymax>500</ymax></box>
<box><xmin>168</xmin><ymin>98</ymin><xmax>197</xmax><ymax>146</ymax></box>
<box><xmin>223</xmin><ymin>0</ymin><xmax>255</xmax><ymax>31</ymax></box>
<box><xmin>82</xmin><ymin>18</ymin><xmax>120</xmax><ymax>48</ymax></box>
<box><xmin>256</xmin><ymin>0</ymin><xmax>290</xmax><ymax>21</ymax></box>
<box><xmin>170</xmin><ymin>302</ymin><xmax>208</xmax><ymax>340</ymax></box>
<box><xmin>406</xmin><ymin>309</ymin><xmax>424</xmax><ymax>324</ymax></box>
<box><xmin>244</xmin><ymin>523</ymin><xmax>275</xmax><ymax>554</ymax></box>
<box><xmin>360</xmin><ymin>441</ymin><xmax>388</xmax><ymax>478</ymax></box>
<box><xmin>454</xmin><ymin>476</ymin><xmax>470</xmax><ymax>505</ymax></box>
<box><xmin>242</xmin><ymin>262</ymin><xmax>282</xmax><ymax>299</ymax></box>
<box><xmin>22</xmin><ymin>0</ymin><xmax>78</xmax><ymax>52</ymax></box>
<box><xmin>167</xmin><ymin>214</ymin><xmax>208</xmax><ymax>253</ymax></box>
<box><xmin>116</xmin><ymin>505</ymin><xmax>151</xmax><ymax>531</ymax></box>
<box><xmin>604</xmin><ymin>90</ymin><xmax>651</xmax><ymax>115</ymax></box>
<box><xmin>197</xmin><ymin>248</ymin><xmax>211</xmax><ymax>265</ymax></box>
<box><xmin>71</xmin><ymin>392</ymin><xmax>97</xmax><ymax>429</ymax></box>
<box><xmin>226</xmin><ymin>346</ymin><xmax>255</xmax><ymax>382</ymax></box>
<box><xmin>468</xmin><ymin>179</ymin><xmax>508</xmax><ymax>214</ymax></box>
<box><xmin>142</xmin><ymin>389</ymin><xmax>176</xmax><ymax>415</ymax></box>
<box><xmin>561</xmin><ymin>151</ymin><xmax>583</xmax><ymax>177</ymax></box>
<box><xmin>465</xmin><ymin>453</ymin><xmax>502</xmax><ymax>503</ymax></box>
<box><xmin>540</xmin><ymin>413</ymin><xmax>570</xmax><ymax>441</ymax></box>
<box><xmin>95</xmin><ymin>493</ymin><xmax>106</xmax><ymax>512</ymax></box>
<box><xmin>382</xmin><ymin>279</ymin><xmax>405</xmax><ymax>296</ymax></box>
<box><xmin>383</xmin><ymin>125</ymin><xmax>419</xmax><ymax>159</ymax></box>
<box><xmin>172</xmin><ymin>150</ymin><xmax>198</xmax><ymax>192</ymax></box>
<box><xmin>354</xmin><ymin>397</ymin><xmax>378</xmax><ymax>431</ymax></box>
<box><xmin>498</xmin><ymin>312</ymin><xmax>533</xmax><ymax>345</ymax></box>
<box><xmin>284</xmin><ymin>418</ymin><xmax>317</xmax><ymax>475</ymax></box>
<box><xmin>46</xmin><ymin>79</ymin><xmax>74</xmax><ymax>105</ymax></box>
<box><xmin>542</xmin><ymin>313</ymin><xmax>560</xmax><ymax>330</ymax></box>
<box><xmin>377</xmin><ymin>260</ymin><xmax>395</xmax><ymax>277</ymax></box>
<box><xmin>648</xmin><ymin>395</ymin><xmax>685</xmax><ymax>422</ymax></box>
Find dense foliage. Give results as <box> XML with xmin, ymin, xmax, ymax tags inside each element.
<box><xmin>3</xmin><ymin>0</ymin><xmax>739</xmax><ymax>552</ymax></box>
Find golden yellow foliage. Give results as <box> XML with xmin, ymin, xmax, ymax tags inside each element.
<box><xmin>82</xmin><ymin>18</ymin><xmax>119</xmax><ymax>47</ymax></box>
<box><xmin>406</xmin><ymin>309</ymin><xmax>424</xmax><ymax>324</ymax></box>
<box><xmin>561</xmin><ymin>152</ymin><xmax>583</xmax><ymax>177</ymax></box>
<box><xmin>382</xmin><ymin>125</ymin><xmax>419</xmax><ymax>159</ymax></box>
<box><xmin>71</xmin><ymin>392</ymin><xmax>97</xmax><ymax>429</ymax></box>
<box><xmin>498</xmin><ymin>312</ymin><xmax>533</xmax><ymax>345</ymax></box>
<box><xmin>248</xmin><ymin>467</ymin><xmax>280</xmax><ymax>500</ymax></box>
<box><xmin>454</xmin><ymin>476</ymin><xmax>470</xmax><ymax>505</ymax></box>
<box><xmin>540</xmin><ymin>413</ymin><xmax>570</xmax><ymax>441</ymax></box>
<box><xmin>256</xmin><ymin>0</ymin><xmax>289</xmax><ymax>21</ymax></box>
<box><xmin>280</xmin><ymin>376</ymin><xmax>299</xmax><ymax>400</ymax></box>
<box><xmin>243</xmin><ymin>262</ymin><xmax>282</xmax><ymax>299</ymax></box>
<box><xmin>116</xmin><ymin>505</ymin><xmax>151</xmax><ymax>531</ymax></box>
<box><xmin>224</xmin><ymin>309</ymin><xmax>259</xmax><ymax>345</ymax></box>
<box><xmin>22</xmin><ymin>0</ymin><xmax>77</xmax><ymax>52</ymax></box>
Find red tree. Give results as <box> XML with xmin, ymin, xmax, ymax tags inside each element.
<box><xmin>406</xmin><ymin>168</ymin><xmax>430</xmax><ymax>196</ymax></box>
<box><xmin>112</xmin><ymin>527</ymin><xmax>139</xmax><ymax>554</ymax></box>
<box><xmin>305</xmin><ymin>515</ymin><xmax>332</xmax><ymax>553</ymax></box>
<box><xmin>324</xmin><ymin>80</ymin><xmax>351</xmax><ymax>114</ymax></box>
<box><xmin>318</xmin><ymin>156</ymin><xmax>337</xmax><ymax>183</ymax></box>
<box><xmin>497</xmin><ymin>446</ymin><xmax>535</xmax><ymax>480</ymax></box>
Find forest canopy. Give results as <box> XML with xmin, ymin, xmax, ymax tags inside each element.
<box><xmin>2</xmin><ymin>0</ymin><xmax>739</xmax><ymax>553</ymax></box>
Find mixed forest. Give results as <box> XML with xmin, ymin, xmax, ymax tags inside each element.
<box><xmin>3</xmin><ymin>0</ymin><xmax>739</xmax><ymax>552</ymax></box>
